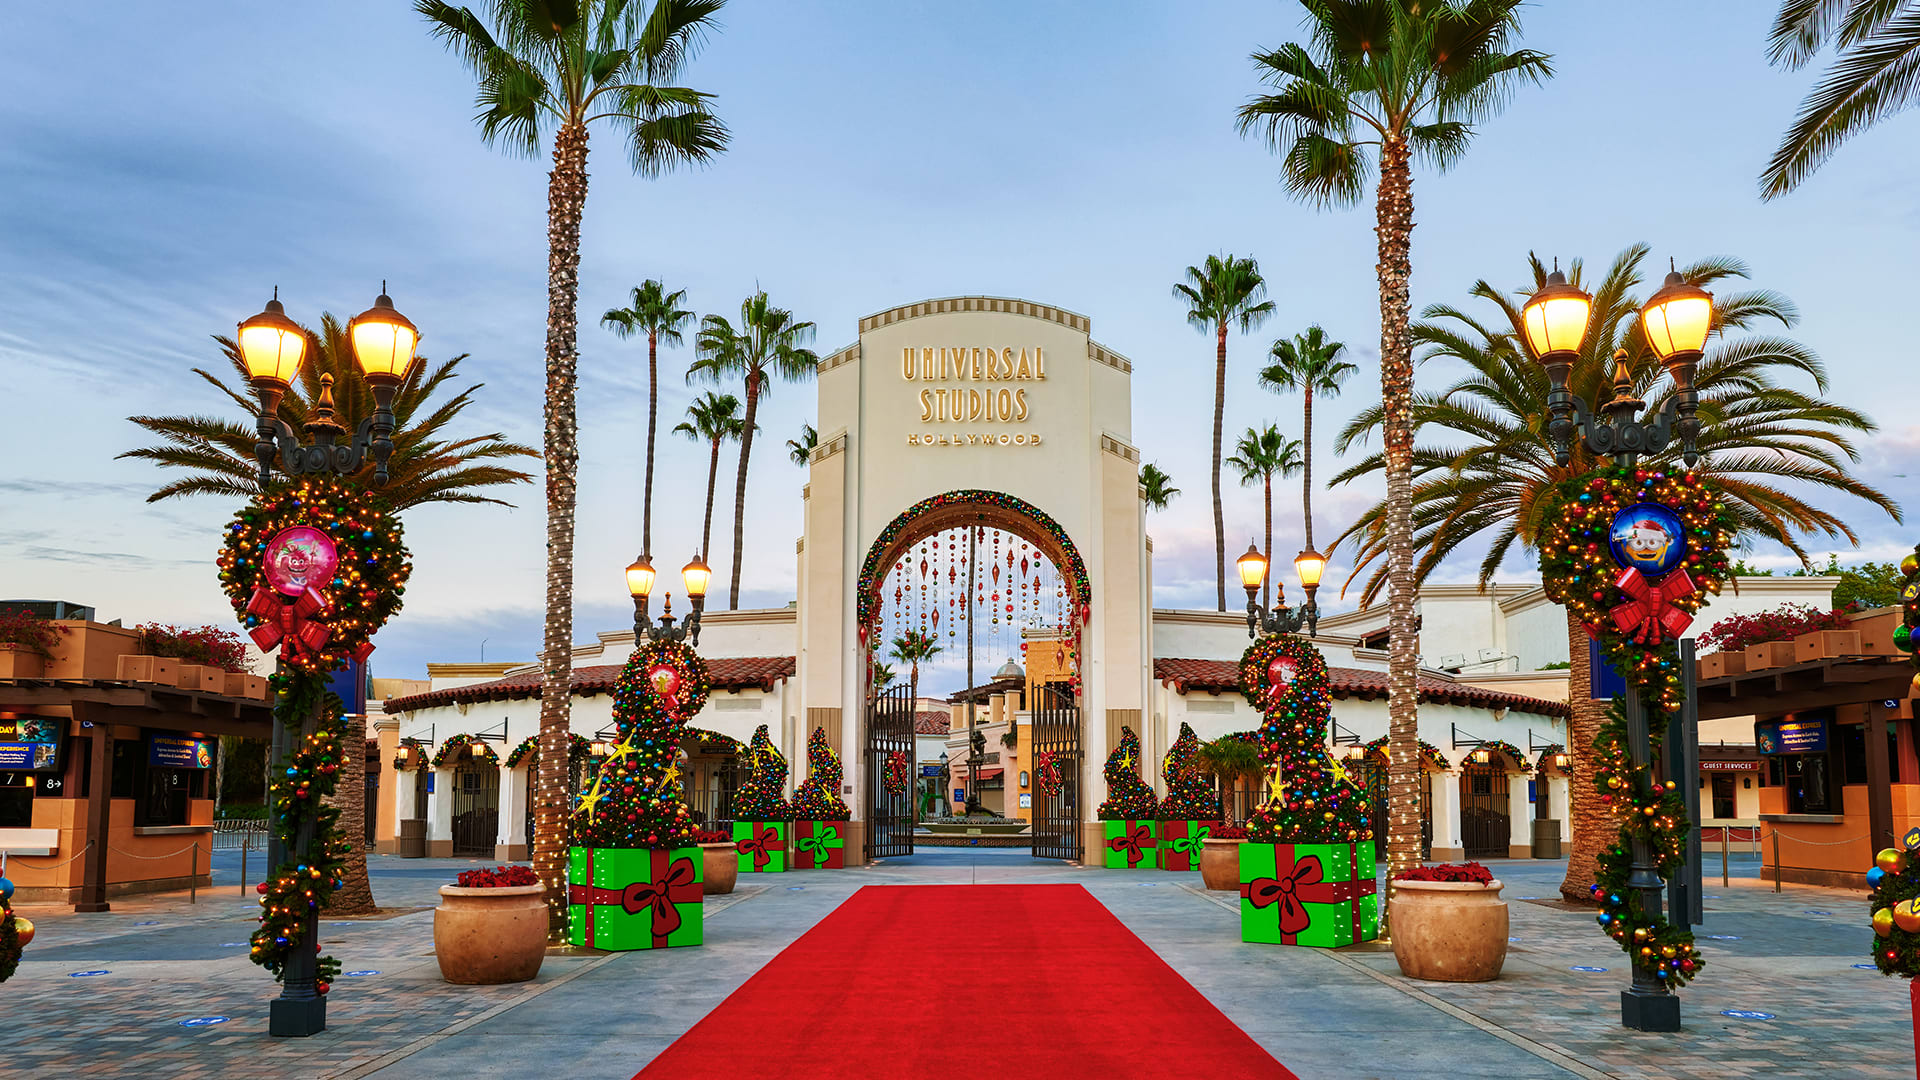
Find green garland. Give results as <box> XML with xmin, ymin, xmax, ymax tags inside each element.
<box><xmin>1096</xmin><ymin>725</ymin><xmax>1157</xmax><ymax>819</ymax></box>
<box><xmin>430</xmin><ymin>735</ymin><xmax>500</xmax><ymax>769</ymax></box>
<box><xmin>249</xmin><ymin>673</ymin><xmax>352</xmax><ymax>990</ymax></box>
<box><xmin>1361</xmin><ymin>735</ymin><xmax>1450</xmax><ymax>770</ymax></box>
<box><xmin>505</xmin><ymin>733</ymin><xmax>592</xmax><ymax>769</ymax></box>
<box><xmin>1239</xmin><ymin>632</ymin><xmax>1372</xmax><ymax>845</ymax></box>
<box><xmin>1539</xmin><ymin>467</ymin><xmax>1728</xmax><ymax>991</ymax></box>
<box><xmin>1467</xmin><ymin>739</ymin><xmax>1532</xmax><ymax>773</ymax></box>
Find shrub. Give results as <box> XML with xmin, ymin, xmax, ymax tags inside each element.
<box><xmin>1696</xmin><ymin>603</ymin><xmax>1853</xmax><ymax>655</ymax></box>
<box><xmin>1210</xmin><ymin>825</ymin><xmax>1249</xmax><ymax>840</ymax></box>
<box><xmin>134</xmin><ymin>623</ymin><xmax>253</xmax><ymax>673</ymax></box>
<box><xmin>454</xmin><ymin>865</ymin><xmax>539</xmax><ymax>888</ymax></box>
<box><xmin>1393</xmin><ymin>862</ymin><xmax>1495</xmax><ymax>884</ymax></box>
<box><xmin>691</xmin><ymin>829</ymin><xmax>732</xmax><ymax>844</ymax></box>
<box><xmin>0</xmin><ymin>608</ymin><xmax>69</xmax><ymax>660</ymax></box>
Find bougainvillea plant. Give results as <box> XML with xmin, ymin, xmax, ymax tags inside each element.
<box><xmin>1697</xmin><ymin>603</ymin><xmax>1854</xmax><ymax>654</ymax></box>
<box><xmin>730</xmin><ymin>724</ymin><xmax>791</xmax><ymax>822</ymax></box>
<box><xmin>133</xmin><ymin>623</ymin><xmax>254</xmax><ymax>673</ymax></box>
<box><xmin>570</xmin><ymin>640</ymin><xmax>708</xmax><ymax>849</ymax></box>
<box><xmin>790</xmin><ymin>726</ymin><xmax>851</xmax><ymax>820</ymax></box>
<box><xmin>0</xmin><ymin>607</ymin><xmax>69</xmax><ymax>660</ymax></box>
<box><xmin>1096</xmin><ymin>725</ymin><xmax>1158</xmax><ymax>820</ymax></box>
<box><xmin>1157</xmin><ymin>721</ymin><xmax>1222</xmax><ymax>820</ymax></box>
<box><xmin>1394</xmin><ymin>862</ymin><xmax>1495</xmax><ymax>884</ymax></box>
<box><xmin>1239</xmin><ymin>632</ymin><xmax>1372</xmax><ymax>845</ymax></box>
<box><xmin>455</xmin><ymin>864</ymin><xmax>539</xmax><ymax>888</ymax></box>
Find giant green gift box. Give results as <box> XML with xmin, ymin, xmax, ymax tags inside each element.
<box><xmin>1157</xmin><ymin>820</ymin><xmax>1221</xmax><ymax>872</ymax></box>
<box><xmin>568</xmin><ymin>845</ymin><xmax>703</xmax><ymax>951</ymax></box>
<box><xmin>733</xmin><ymin>820</ymin><xmax>788</xmax><ymax>873</ymax></box>
<box><xmin>1102</xmin><ymin>819</ymin><xmax>1158</xmax><ymax>869</ymax></box>
<box><xmin>1239</xmin><ymin>840</ymin><xmax>1377</xmax><ymax>947</ymax></box>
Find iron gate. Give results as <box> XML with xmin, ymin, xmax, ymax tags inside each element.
<box><xmin>451</xmin><ymin>763</ymin><xmax>500</xmax><ymax>857</ymax></box>
<box><xmin>1030</xmin><ymin>681</ymin><xmax>1082</xmax><ymax>861</ymax></box>
<box><xmin>867</xmin><ymin>684</ymin><xmax>916</xmax><ymax>859</ymax></box>
<box><xmin>1461</xmin><ymin>763</ymin><xmax>1509</xmax><ymax>860</ymax></box>
<box><xmin>1350</xmin><ymin>758</ymin><xmax>1432</xmax><ymax>860</ymax></box>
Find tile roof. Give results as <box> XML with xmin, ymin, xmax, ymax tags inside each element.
<box><xmin>1152</xmin><ymin>657</ymin><xmax>1571</xmax><ymax>718</ymax></box>
<box><xmin>914</xmin><ymin>710</ymin><xmax>951</xmax><ymax>735</ymax></box>
<box><xmin>384</xmin><ymin>656</ymin><xmax>797</xmax><ymax>713</ymax></box>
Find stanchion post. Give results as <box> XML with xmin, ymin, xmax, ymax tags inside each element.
<box><xmin>241</xmin><ymin>832</ymin><xmax>249</xmax><ymax>897</ymax></box>
<box><xmin>191</xmin><ymin>840</ymin><xmax>198</xmax><ymax>904</ymax></box>
<box><xmin>1772</xmin><ymin>832</ymin><xmax>1782</xmax><ymax>893</ymax></box>
<box><xmin>1721</xmin><ymin>829</ymin><xmax>1728</xmax><ymax>888</ymax></box>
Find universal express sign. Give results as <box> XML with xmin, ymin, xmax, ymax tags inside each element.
<box><xmin>899</xmin><ymin>345</ymin><xmax>1046</xmax><ymax>447</ymax></box>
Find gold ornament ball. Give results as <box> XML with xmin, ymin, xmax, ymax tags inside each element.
<box><xmin>12</xmin><ymin>915</ymin><xmax>32</xmax><ymax>947</ymax></box>
<box><xmin>1895</xmin><ymin>899</ymin><xmax>1920</xmax><ymax>933</ymax></box>
<box><xmin>1877</xmin><ymin>848</ymin><xmax>1906</xmax><ymax>874</ymax></box>
<box><xmin>1901</xmin><ymin>552</ymin><xmax>1918</xmax><ymax>576</ymax></box>
<box><xmin>1874</xmin><ymin>908</ymin><xmax>1897</xmax><ymax>937</ymax></box>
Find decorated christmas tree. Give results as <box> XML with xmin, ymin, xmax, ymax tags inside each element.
<box><xmin>789</xmin><ymin>726</ymin><xmax>850</xmax><ymax>820</ymax></box>
<box><xmin>1096</xmin><ymin>725</ymin><xmax>1157</xmax><ymax>820</ymax></box>
<box><xmin>1157</xmin><ymin>721</ymin><xmax>1222</xmax><ymax>820</ymax></box>
<box><xmin>571</xmin><ymin>640</ymin><xmax>707</xmax><ymax>849</ymax></box>
<box><xmin>1239</xmin><ymin>635</ymin><xmax>1371</xmax><ymax>844</ymax></box>
<box><xmin>732</xmin><ymin>723</ymin><xmax>792</xmax><ymax>821</ymax></box>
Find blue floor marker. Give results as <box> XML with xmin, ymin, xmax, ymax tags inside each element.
<box><xmin>219</xmin><ymin>942</ymin><xmax>249</xmax><ymax>947</ymax></box>
<box><xmin>178</xmin><ymin>1017</ymin><xmax>229</xmax><ymax>1027</ymax></box>
<box><xmin>1706</xmin><ymin>934</ymin><xmax>1741</xmax><ymax>940</ymax></box>
<box><xmin>68</xmin><ymin>970</ymin><xmax>110</xmax><ymax>977</ymax></box>
<box><xmin>1508</xmin><ymin>937</ymin><xmax>1522</xmax><ymax>942</ymax></box>
<box><xmin>344</xmin><ymin>970</ymin><xmax>379</xmax><ymax>977</ymax></box>
<box><xmin>131</xmin><ymin>920</ymin><xmax>159</xmax><ymax>927</ymax></box>
<box><xmin>1854</xmin><ymin>963</ymin><xmax>1879</xmax><ymax>969</ymax></box>
<box><xmin>1721</xmin><ymin>1009</ymin><xmax>1775</xmax><ymax>1021</ymax></box>
<box><xmin>1570</xmin><ymin>965</ymin><xmax>1607</xmax><ymax>972</ymax></box>
<box><xmin>1805</xmin><ymin>910</ymin><xmax>1833</xmax><ymax>916</ymax></box>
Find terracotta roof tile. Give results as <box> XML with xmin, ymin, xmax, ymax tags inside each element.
<box><xmin>1152</xmin><ymin>657</ymin><xmax>1570</xmax><ymax>718</ymax></box>
<box><xmin>913</xmin><ymin>710</ymin><xmax>950</xmax><ymax>735</ymax></box>
<box><xmin>384</xmin><ymin>656</ymin><xmax>796</xmax><ymax>713</ymax></box>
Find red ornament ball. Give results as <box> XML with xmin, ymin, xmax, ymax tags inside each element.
<box><xmin>647</xmin><ymin>664</ymin><xmax>681</xmax><ymax>700</ymax></box>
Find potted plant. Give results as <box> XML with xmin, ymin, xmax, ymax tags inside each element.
<box><xmin>1200</xmin><ymin>824</ymin><xmax>1247</xmax><ymax>891</ymax></box>
<box><xmin>1387</xmin><ymin>862</ymin><xmax>1508</xmax><ymax>982</ymax></box>
<box><xmin>0</xmin><ymin>608</ymin><xmax>66</xmax><ymax>680</ymax></box>
<box><xmin>694</xmin><ymin>829</ymin><xmax>737</xmax><ymax>895</ymax></box>
<box><xmin>433</xmin><ymin>864</ymin><xmax>548</xmax><ymax>984</ymax></box>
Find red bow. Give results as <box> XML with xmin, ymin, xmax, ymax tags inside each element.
<box><xmin>246</xmin><ymin>584</ymin><xmax>332</xmax><ymax>659</ymax></box>
<box><xmin>1609</xmin><ymin>567</ymin><xmax>1697</xmax><ymax>645</ymax></box>
<box><xmin>1240</xmin><ymin>848</ymin><xmax>1377</xmax><ymax>944</ymax></box>
<box><xmin>736</xmin><ymin>824</ymin><xmax>785</xmax><ymax>870</ymax></box>
<box><xmin>569</xmin><ymin>851</ymin><xmax>700</xmax><ymax>948</ymax></box>
<box><xmin>1106</xmin><ymin>822</ymin><xmax>1154</xmax><ymax>867</ymax></box>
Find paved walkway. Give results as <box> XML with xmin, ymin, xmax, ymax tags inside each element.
<box><xmin>1</xmin><ymin>847</ymin><xmax>1905</xmax><ymax>1079</ymax></box>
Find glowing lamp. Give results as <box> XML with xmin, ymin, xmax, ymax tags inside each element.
<box><xmin>681</xmin><ymin>554</ymin><xmax>712</xmax><ymax>600</ymax></box>
<box><xmin>1554</xmin><ymin>753</ymin><xmax>1571</xmax><ymax>769</ymax></box>
<box><xmin>1520</xmin><ymin>268</ymin><xmax>1592</xmax><ymax>363</ymax></box>
<box><xmin>1640</xmin><ymin>267</ymin><xmax>1713</xmax><ymax>365</ymax></box>
<box><xmin>1293</xmin><ymin>547</ymin><xmax>1327</xmax><ymax>591</ymax></box>
<box><xmin>1236</xmin><ymin>541</ymin><xmax>1268</xmax><ymax>594</ymax></box>
<box><xmin>347</xmin><ymin>285</ymin><xmax>419</xmax><ymax>387</ymax></box>
<box><xmin>237</xmin><ymin>289</ymin><xmax>307</xmax><ymax>389</ymax></box>
<box><xmin>625</xmin><ymin>554</ymin><xmax>656</xmax><ymax>599</ymax></box>
<box><xmin>1472</xmin><ymin>748</ymin><xmax>1491</xmax><ymax>764</ymax></box>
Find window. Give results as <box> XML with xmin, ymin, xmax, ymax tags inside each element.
<box><xmin>1843</xmin><ymin>724</ymin><xmax>1868</xmax><ymax>786</ymax></box>
<box><xmin>111</xmin><ymin>739</ymin><xmax>140</xmax><ymax>798</ymax></box>
<box><xmin>1711</xmin><ymin>775</ymin><xmax>1736</xmax><ymax>820</ymax></box>
<box><xmin>0</xmin><ymin>773</ymin><xmax>32</xmax><ymax>827</ymax></box>
<box><xmin>1782</xmin><ymin>753</ymin><xmax>1833</xmax><ymax>814</ymax></box>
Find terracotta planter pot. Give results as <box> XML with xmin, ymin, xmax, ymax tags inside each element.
<box><xmin>700</xmin><ymin>841</ymin><xmax>738</xmax><ymax>895</ymax></box>
<box><xmin>0</xmin><ymin>648</ymin><xmax>45</xmax><ymax>679</ymax></box>
<box><xmin>1200</xmin><ymin>837</ymin><xmax>1243</xmax><ymax>891</ymax></box>
<box><xmin>434</xmin><ymin>883</ymin><xmax>548</xmax><ymax>984</ymax></box>
<box><xmin>1388</xmin><ymin>879</ymin><xmax>1508</xmax><ymax>983</ymax></box>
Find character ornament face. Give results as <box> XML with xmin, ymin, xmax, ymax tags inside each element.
<box><xmin>1607</xmin><ymin>503</ymin><xmax>1686</xmax><ymax>578</ymax></box>
<box><xmin>264</xmin><ymin>527</ymin><xmax>338</xmax><ymax>597</ymax></box>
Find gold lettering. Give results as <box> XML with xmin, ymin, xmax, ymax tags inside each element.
<box><xmin>998</xmin><ymin>434</ymin><xmax>1010</xmax><ymax>446</ymax></box>
<box><xmin>984</xmin><ymin>347</ymin><xmax>999</xmax><ymax>379</ymax></box>
<box><xmin>919</xmin><ymin>389</ymin><xmax>933</xmax><ymax>422</ymax></box>
<box><xmin>934</xmin><ymin>388</ymin><xmax>948</xmax><ymax>422</ymax></box>
<box><xmin>907</xmin><ymin>434</ymin><xmax>919</xmax><ymax>445</ymax></box>
<box><xmin>1013</xmin><ymin>388</ymin><xmax>1029</xmax><ymax>421</ymax></box>
<box><xmin>1035</xmin><ymin>346</ymin><xmax>1045</xmax><ymax>380</ymax></box>
<box><xmin>997</xmin><ymin>388</ymin><xmax>1012</xmax><ymax>420</ymax></box>
<box><xmin>1032</xmin><ymin>433</ymin><xmax>1042</xmax><ymax>446</ymax></box>
<box><xmin>1015</xmin><ymin>348</ymin><xmax>1032</xmax><ymax>380</ymax></box>
<box><xmin>971</xmin><ymin>348</ymin><xmax>983</xmax><ymax>380</ymax></box>
<box><xmin>902</xmin><ymin>347</ymin><xmax>916</xmax><ymax>380</ymax></box>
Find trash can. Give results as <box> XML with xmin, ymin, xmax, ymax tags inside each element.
<box><xmin>399</xmin><ymin>818</ymin><xmax>426</xmax><ymax>859</ymax></box>
<box><xmin>1530</xmin><ymin>817</ymin><xmax>1562</xmax><ymax>859</ymax></box>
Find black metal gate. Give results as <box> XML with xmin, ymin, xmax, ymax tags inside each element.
<box><xmin>1031</xmin><ymin>681</ymin><xmax>1082</xmax><ymax>861</ymax></box>
<box><xmin>451</xmin><ymin>762</ymin><xmax>500</xmax><ymax>857</ymax></box>
<box><xmin>1461</xmin><ymin>763</ymin><xmax>1509</xmax><ymax>859</ymax></box>
<box><xmin>867</xmin><ymin>684</ymin><xmax>916</xmax><ymax>859</ymax></box>
<box><xmin>1351</xmin><ymin>757</ymin><xmax>1432</xmax><ymax>861</ymax></box>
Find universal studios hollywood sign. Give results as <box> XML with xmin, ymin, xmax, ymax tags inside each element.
<box><xmin>900</xmin><ymin>345</ymin><xmax>1046</xmax><ymax>448</ymax></box>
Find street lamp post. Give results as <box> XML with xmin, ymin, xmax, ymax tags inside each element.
<box><xmin>1236</xmin><ymin>541</ymin><xmax>1327</xmax><ymax>639</ymax></box>
<box><xmin>626</xmin><ymin>553</ymin><xmax>713</xmax><ymax>646</ymax></box>
<box><xmin>235</xmin><ymin>286</ymin><xmax>419</xmax><ymax>1039</ymax></box>
<box><xmin>1521</xmin><ymin>259</ymin><xmax>1714</xmax><ymax>1035</ymax></box>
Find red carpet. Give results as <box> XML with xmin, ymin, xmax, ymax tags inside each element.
<box><xmin>636</xmin><ymin>883</ymin><xmax>1295</xmax><ymax>1079</ymax></box>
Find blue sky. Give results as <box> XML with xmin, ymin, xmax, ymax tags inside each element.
<box><xmin>1</xmin><ymin>1</ymin><xmax>1913</xmax><ymax>692</ymax></box>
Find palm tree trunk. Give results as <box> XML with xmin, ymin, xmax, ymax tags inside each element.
<box><xmin>701</xmin><ymin>437</ymin><xmax>721</xmax><ymax>560</ymax></box>
<box><xmin>1377</xmin><ymin>135</ymin><xmax>1422</xmax><ymax>885</ymax></box>
<box><xmin>1560</xmin><ymin>608</ymin><xmax>1609</xmax><ymax>902</ymax></box>
<box><xmin>1262</xmin><ymin>474</ymin><xmax>1272</xmax><ymax>613</ymax></box>
<box><xmin>535</xmin><ymin>118</ymin><xmax>588</xmax><ymax>937</ymax></box>
<box><xmin>729</xmin><ymin>371</ymin><xmax>761</xmax><ymax>609</ymax></box>
<box><xmin>644</xmin><ymin>330</ymin><xmax>657</xmax><ymax>556</ymax></box>
<box><xmin>1212</xmin><ymin>323</ymin><xmax>1228</xmax><ymax>612</ymax></box>
<box><xmin>1302</xmin><ymin>388</ymin><xmax>1315</xmax><ymax>553</ymax></box>
<box><xmin>325</xmin><ymin>713</ymin><xmax>375</xmax><ymax>915</ymax></box>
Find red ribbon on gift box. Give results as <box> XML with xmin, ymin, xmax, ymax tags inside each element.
<box><xmin>1240</xmin><ymin>846</ymin><xmax>1377</xmax><ymax>945</ymax></box>
<box><xmin>736</xmin><ymin>823</ymin><xmax>786</xmax><ymax>870</ymax></box>
<box><xmin>570</xmin><ymin>850</ymin><xmax>700</xmax><ymax>948</ymax></box>
<box><xmin>1107</xmin><ymin>822</ymin><xmax>1155</xmax><ymax>867</ymax></box>
<box><xmin>1609</xmin><ymin>566</ymin><xmax>1697</xmax><ymax>645</ymax></box>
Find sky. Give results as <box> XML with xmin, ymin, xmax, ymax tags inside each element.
<box><xmin>1</xmin><ymin>1</ymin><xmax>1915</xmax><ymax>695</ymax></box>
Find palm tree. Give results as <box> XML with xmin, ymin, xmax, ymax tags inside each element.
<box><xmin>121</xmin><ymin>318</ymin><xmax>535</xmax><ymax>916</ymax></box>
<box><xmin>1139</xmin><ymin>463</ymin><xmax>1181</xmax><ymax>511</ymax></box>
<box><xmin>870</xmin><ymin>660</ymin><xmax>898</xmax><ymax>697</ymax></box>
<box><xmin>689</xmin><ymin>291</ymin><xmax>819</xmax><ymax>608</ymax></box>
<box><xmin>1260</xmin><ymin>326</ymin><xmax>1358</xmax><ymax>556</ymax></box>
<box><xmin>671</xmin><ymin>391</ymin><xmax>745</xmax><ymax>566</ymax></box>
<box><xmin>786</xmin><ymin>423</ymin><xmax>817</xmax><ymax>466</ymax></box>
<box><xmin>1173</xmin><ymin>254</ymin><xmax>1276</xmax><ymax>611</ymax></box>
<box><xmin>1197</xmin><ymin>736</ymin><xmax>1263</xmax><ymax>823</ymax></box>
<box><xmin>417</xmin><ymin>0</ymin><xmax>731</xmax><ymax>933</ymax></box>
<box><xmin>889</xmin><ymin>629</ymin><xmax>943</xmax><ymax>707</ymax></box>
<box><xmin>1762</xmin><ymin>1</ymin><xmax>1920</xmax><ymax>198</ymax></box>
<box><xmin>1225</xmin><ymin>425</ymin><xmax>1304</xmax><ymax>612</ymax></box>
<box><xmin>601</xmin><ymin>279</ymin><xmax>693</xmax><ymax>557</ymax></box>
<box><xmin>1236</xmin><ymin>0</ymin><xmax>1551</xmax><ymax>882</ymax></box>
<box><xmin>1329</xmin><ymin>246</ymin><xmax>1900</xmax><ymax>900</ymax></box>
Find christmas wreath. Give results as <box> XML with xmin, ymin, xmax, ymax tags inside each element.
<box><xmin>217</xmin><ymin>475</ymin><xmax>411</xmax><ymax>677</ymax></box>
<box><xmin>1035</xmin><ymin>749</ymin><xmax>1063</xmax><ymax>797</ymax></box>
<box><xmin>1466</xmin><ymin>739</ymin><xmax>1532</xmax><ymax>773</ymax></box>
<box><xmin>431</xmin><ymin>735</ymin><xmax>500</xmax><ymax>769</ymax></box>
<box><xmin>1361</xmin><ymin>735</ymin><xmax>1450</xmax><ymax>771</ymax></box>
<box><xmin>1238</xmin><ymin>632</ymin><xmax>1372</xmax><ymax>845</ymax></box>
<box><xmin>884</xmin><ymin>750</ymin><xmax>911</xmax><ymax>797</ymax></box>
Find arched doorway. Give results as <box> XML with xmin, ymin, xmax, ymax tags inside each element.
<box><xmin>856</xmin><ymin>490</ymin><xmax>1092</xmax><ymax>861</ymax></box>
<box><xmin>447</xmin><ymin>746</ymin><xmax>500</xmax><ymax>857</ymax></box>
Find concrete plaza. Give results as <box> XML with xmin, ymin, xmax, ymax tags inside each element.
<box><xmin>0</xmin><ymin>846</ymin><xmax>1903</xmax><ymax>1079</ymax></box>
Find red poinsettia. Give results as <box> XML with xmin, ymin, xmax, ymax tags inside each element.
<box><xmin>691</xmin><ymin>830</ymin><xmax>732</xmax><ymax>844</ymax></box>
<box><xmin>1393</xmin><ymin>862</ymin><xmax>1495</xmax><ymax>884</ymax></box>
<box><xmin>1211</xmin><ymin>825</ymin><xmax>1249</xmax><ymax>840</ymax></box>
<box><xmin>455</xmin><ymin>865</ymin><xmax>539</xmax><ymax>888</ymax></box>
